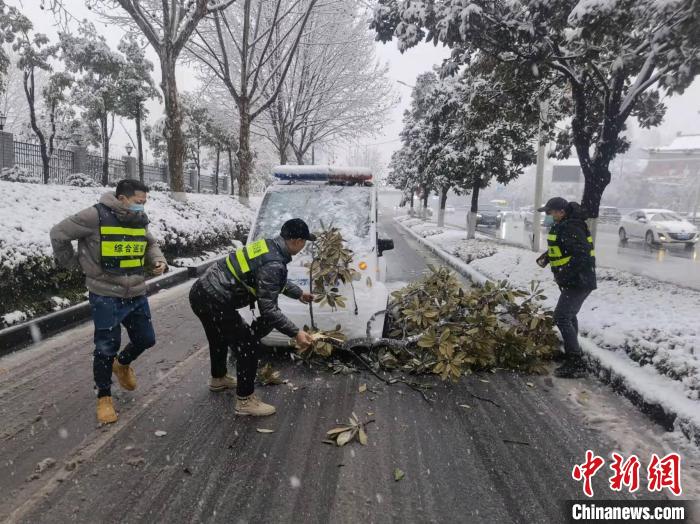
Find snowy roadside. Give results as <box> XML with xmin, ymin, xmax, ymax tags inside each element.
<box><xmin>0</xmin><ymin>181</ymin><xmax>255</xmax><ymax>328</ymax></box>
<box><xmin>394</xmin><ymin>215</ymin><xmax>700</xmax><ymax>446</ymax></box>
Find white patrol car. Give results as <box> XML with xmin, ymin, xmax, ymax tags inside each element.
<box><xmin>241</xmin><ymin>165</ymin><xmax>394</xmax><ymax>346</ymax></box>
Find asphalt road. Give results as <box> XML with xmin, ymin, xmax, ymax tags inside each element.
<box><xmin>0</xmin><ymin>215</ymin><xmax>663</xmax><ymax>524</ymax></box>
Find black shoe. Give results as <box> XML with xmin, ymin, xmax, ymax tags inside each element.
<box><xmin>553</xmin><ymin>355</ymin><xmax>587</xmax><ymax>379</ymax></box>
<box><xmin>551</xmin><ymin>350</ymin><xmax>567</xmax><ymax>363</ymax></box>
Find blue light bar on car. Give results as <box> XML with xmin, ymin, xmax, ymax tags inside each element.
<box><xmin>272</xmin><ymin>165</ymin><xmax>372</xmax><ymax>183</ymax></box>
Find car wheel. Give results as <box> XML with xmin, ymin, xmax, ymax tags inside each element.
<box><xmin>645</xmin><ymin>230</ymin><xmax>656</xmax><ymax>246</ymax></box>
<box><xmin>618</xmin><ymin>227</ymin><xmax>627</xmax><ymax>243</ymax></box>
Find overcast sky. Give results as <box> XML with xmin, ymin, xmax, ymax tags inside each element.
<box><xmin>10</xmin><ymin>0</ymin><xmax>700</xmax><ymax>169</ymax></box>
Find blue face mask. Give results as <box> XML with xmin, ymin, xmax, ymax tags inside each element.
<box><xmin>543</xmin><ymin>215</ymin><xmax>555</xmax><ymax>227</ymax></box>
<box><xmin>128</xmin><ymin>204</ymin><xmax>145</xmax><ymax>213</ymax></box>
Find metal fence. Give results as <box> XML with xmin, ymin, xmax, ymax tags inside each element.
<box><xmin>86</xmin><ymin>154</ymin><xmax>127</xmax><ymax>184</ymax></box>
<box><xmin>13</xmin><ymin>141</ymin><xmax>73</xmax><ymax>183</ymax></box>
<box><xmin>198</xmin><ymin>173</ymin><xmax>229</xmax><ymax>194</ymax></box>
<box><xmin>143</xmin><ymin>163</ymin><xmax>166</xmax><ymax>185</ymax></box>
<box><xmin>9</xmin><ymin>140</ymin><xmax>224</xmax><ymax>194</ymax></box>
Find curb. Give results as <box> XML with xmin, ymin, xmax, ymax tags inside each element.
<box><xmin>393</xmin><ymin>217</ymin><xmax>700</xmax><ymax>447</ymax></box>
<box><xmin>0</xmin><ymin>257</ymin><xmax>225</xmax><ymax>357</ymax></box>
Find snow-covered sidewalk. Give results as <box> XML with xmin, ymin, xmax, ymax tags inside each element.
<box><xmin>394</xmin><ymin>215</ymin><xmax>700</xmax><ymax>445</ymax></box>
<box><xmin>0</xmin><ymin>181</ymin><xmax>255</xmax><ymax>328</ymax></box>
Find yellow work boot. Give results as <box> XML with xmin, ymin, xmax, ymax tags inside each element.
<box><xmin>96</xmin><ymin>396</ymin><xmax>118</xmax><ymax>424</ymax></box>
<box><xmin>209</xmin><ymin>374</ymin><xmax>237</xmax><ymax>392</ymax></box>
<box><xmin>112</xmin><ymin>360</ymin><xmax>137</xmax><ymax>391</ymax></box>
<box><xmin>235</xmin><ymin>394</ymin><xmax>276</xmax><ymax>417</ymax></box>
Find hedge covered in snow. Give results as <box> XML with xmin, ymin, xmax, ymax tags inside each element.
<box><xmin>0</xmin><ymin>180</ymin><xmax>253</xmax><ymax>327</ymax></box>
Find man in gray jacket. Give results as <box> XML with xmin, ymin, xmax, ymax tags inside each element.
<box><xmin>189</xmin><ymin>218</ymin><xmax>314</xmax><ymax>417</ymax></box>
<box><xmin>50</xmin><ymin>179</ymin><xmax>167</xmax><ymax>424</ymax></box>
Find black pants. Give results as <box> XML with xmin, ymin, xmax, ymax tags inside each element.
<box><xmin>553</xmin><ymin>287</ymin><xmax>592</xmax><ymax>356</ymax></box>
<box><xmin>189</xmin><ymin>283</ymin><xmax>269</xmax><ymax>397</ymax></box>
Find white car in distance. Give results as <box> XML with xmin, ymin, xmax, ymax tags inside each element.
<box><xmin>618</xmin><ymin>209</ymin><xmax>698</xmax><ymax>247</ymax></box>
<box><xmin>241</xmin><ymin>165</ymin><xmax>394</xmax><ymax>346</ymax></box>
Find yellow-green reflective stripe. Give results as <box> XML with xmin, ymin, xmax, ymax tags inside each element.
<box><xmin>548</xmin><ymin>246</ymin><xmax>562</xmax><ymax>257</ymax></box>
<box><xmin>547</xmin><ymin>234</ymin><xmax>557</xmax><ymax>241</ymax></box>
<box><xmin>550</xmin><ymin>256</ymin><xmax>571</xmax><ymax>267</ymax></box>
<box><xmin>235</xmin><ymin>249</ymin><xmax>250</xmax><ymax>273</ymax></box>
<box><xmin>246</xmin><ymin>239</ymin><xmax>269</xmax><ymax>259</ymax></box>
<box><xmin>119</xmin><ymin>258</ymin><xmax>143</xmax><ymax>268</ymax></box>
<box><xmin>101</xmin><ymin>241</ymin><xmax>147</xmax><ymax>256</ymax></box>
<box><xmin>100</xmin><ymin>226</ymin><xmax>146</xmax><ymax>236</ymax></box>
<box><xmin>587</xmin><ymin>236</ymin><xmax>593</xmax><ymax>242</ymax></box>
<box><xmin>226</xmin><ymin>255</ymin><xmax>256</xmax><ymax>296</ymax></box>
<box><xmin>590</xmin><ymin>250</ymin><xmax>596</xmax><ymax>257</ymax></box>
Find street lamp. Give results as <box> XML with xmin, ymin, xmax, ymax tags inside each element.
<box><xmin>125</xmin><ymin>144</ymin><xmax>133</xmax><ymax>156</ymax></box>
<box><xmin>0</xmin><ymin>112</ymin><xmax>7</xmax><ymax>131</ymax></box>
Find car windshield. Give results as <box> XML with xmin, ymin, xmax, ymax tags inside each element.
<box><xmin>650</xmin><ymin>212</ymin><xmax>682</xmax><ymax>222</ymax></box>
<box><xmin>253</xmin><ymin>185</ymin><xmax>372</xmax><ymax>251</ymax></box>
<box><xmin>479</xmin><ymin>205</ymin><xmax>501</xmax><ymax>212</ymax></box>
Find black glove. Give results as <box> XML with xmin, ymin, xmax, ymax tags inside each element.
<box><xmin>536</xmin><ymin>252</ymin><xmax>549</xmax><ymax>268</ymax></box>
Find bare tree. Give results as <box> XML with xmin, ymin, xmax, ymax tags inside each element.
<box><xmin>185</xmin><ymin>0</ymin><xmax>319</xmax><ymax>198</ymax></box>
<box><xmin>47</xmin><ymin>0</ymin><xmax>235</xmax><ymax>195</ymax></box>
<box><xmin>258</xmin><ymin>2</ymin><xmax>395</xmax><ymax>165</ymax></box>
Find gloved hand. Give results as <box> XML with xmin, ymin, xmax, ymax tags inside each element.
<box><xmin>536</xmin><ymin>252</ymin><xmax>549</xmax><ymax>268</ymax></box>
<box><xmin>300</xmin><ymin>292</ymin><xmax>314</xmax><ymax>304</ymax></box>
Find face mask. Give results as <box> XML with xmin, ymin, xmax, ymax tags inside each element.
<box><xmin>543</xmin><ymin>215</ymin><xmax>555</xmax><ymax>227</ymax></box>
<box><xmin>128</xmin><ymin>204</ymin><xmax>145</xmax><ymax>213</ymax></box>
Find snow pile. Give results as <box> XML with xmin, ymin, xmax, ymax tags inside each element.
<box><xmin>0</xmin><ymin>180</ymin><xmax>252</xmax><ymax>270</ymax></box>
<box><xmin>411</xmin><ymin>223</ymin><xmax>446</xmax><ymax>237</ymax></box>
<box><xmin>2</xmin><ymin>310</ymin><xmax>28</xmax><ymax>326</ymax></box>
<box><xmin>455</xmin><ymin>238</ymin><xmax>498</xmax><ymax>262</ymax></box>
<box><xmin>0</xmin><ymin>180</ymin><xmax>253</xmax><ymax>327</ymax></box>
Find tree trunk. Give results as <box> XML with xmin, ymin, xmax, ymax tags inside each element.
<box><xmin>422</xmin><ymin>188</ymin><xmax>429</xmax><ymax>218</ymax></box>
<box><xmin>136</xmin><ymin>104</ymin><xmax>145</xmax><ymax>183</ymax></box>
<box><xmin>161</xmin><ymin>56</ymin><xmax>186</xmax><ymax>197</ymax></box>
<box><xmin>437</xmin><ymin>186</ymin><xmax>448</xmax><ymax>227</ymax></box>
<box><xmin>237</xmin><ymin>106</ymin><xmax>252</xmax><ymax>199</ymax></box>
<box><xmin>409</xmin><ymin>189</ymin><xmax>414</xmax><ymax>210</ymax></box>
<box><xmin>467</xmin><ymin>184</ymin><xmax>480</xmax><ymax>240</ymax></box>
<box><xmin>294</xmin><ymin>148</ymin><xmax>305</xmax><ymax>165</ymax></box>
<box><xmin>227</xmin><ymin>147</ymin><xmax>235</xmax><ymax>196</ymax></box>
<box><xmin>214</xmin><ymin>148</ymin><xmax>220</xmax><ymax>195</ymax></box>
<box><xmin>101</xmin><ymin>114</ymin><xmax>109</xmax><ymax>186</ymax></box>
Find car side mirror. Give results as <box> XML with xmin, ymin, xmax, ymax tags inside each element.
<box><xmin>378</xmin><ymin>238</ymin><xmax>394</xmax><ymax>256</ymax></box>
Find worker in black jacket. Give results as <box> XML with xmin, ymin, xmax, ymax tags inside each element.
<box><xmin>536</xmin><ymin>198</ymin><xmax>596</xmax><ymax>378</ymax></box>
<box><xmin>189</xmin><ymin>218</ymin><xmax>315</xmax><ymax>416</ymax></box>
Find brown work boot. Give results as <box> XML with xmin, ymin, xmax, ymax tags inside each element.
<box><xmin>235</xmin><ymin>394</ymin><xmax>276</xmax><ymax>417</ymax></box>
<box><xmin>96</xmin><ymin>396</ymin><xmax>118</xmax><ymax>424</ymax></box>
<box><xmin>112</xmin><ymin>360</ymin><xmax>137</xmax><ymax>391</ymax></box>
<box><xmin>209</xmin><ymin>374</ymin><xmax>237</xmax><ymax>392</ymax></box>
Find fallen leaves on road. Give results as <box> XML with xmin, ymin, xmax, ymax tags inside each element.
<box><xmin>324</xmin><ymin>413</ymin><xmax>373</xmax><ymax>447</ymax></box>
<box><xmin>256</xmin><ymin>428</ymin><xmax>275</xmax><ymax>434</ymax></box>
<box><xmin>359</xmin><ymin>383</ymin><xmax>367</xmax><ymax>393</ymax></box>
<box><xmin>394</xmin><ymin>468</ymin><xmax>405</xmax><ymax>481</ymax></box>
<box><xmin>257</xmin><ymin>363</ymin><xmax>283</xmax><ymax>386</ymax></box>
<box><xmin>154</xmin><ymin>430</ymin><xmax>167</xmax><ymax>437</ymax></box>
<box><xmin>459</xmin><ymin>404</ymin><xmax>471</xmax><ymax>409</ymax></box>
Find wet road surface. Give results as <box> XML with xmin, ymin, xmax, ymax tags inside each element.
<box><xmin>0</xmin><ymin>215</ymin><xmax>664</xmax><ymax>523</ymax></box>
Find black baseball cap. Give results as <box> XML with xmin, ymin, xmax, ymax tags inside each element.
<box><xmin>280</xmin><ymin>218</ymin><xmax>316</xmax><ymax>241</ymax></box>
<box><xmin>538</xmin><ymin>197</ymin><xmax>568</xmax><ymax>213</ymax></box>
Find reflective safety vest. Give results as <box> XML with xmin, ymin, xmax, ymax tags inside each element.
<box><xmin>224</xmin><ymin>238</ymin><xmax>286</xmax><ymax>297</ymax></box>
<box><xmin>547</xmin><ymin>231</ymin><xmax>596</xmax><ymax>268</ymax></box>
<box><xmin>95</xmin><ymin>203</ymin><xmax>147</xmax><ymax>275</ymax></box>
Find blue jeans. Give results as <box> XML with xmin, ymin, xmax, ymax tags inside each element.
<box><xmin>89</xmin><ymin>292</ymin><xmax>156</xmax><ymax>396</ymax></box>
